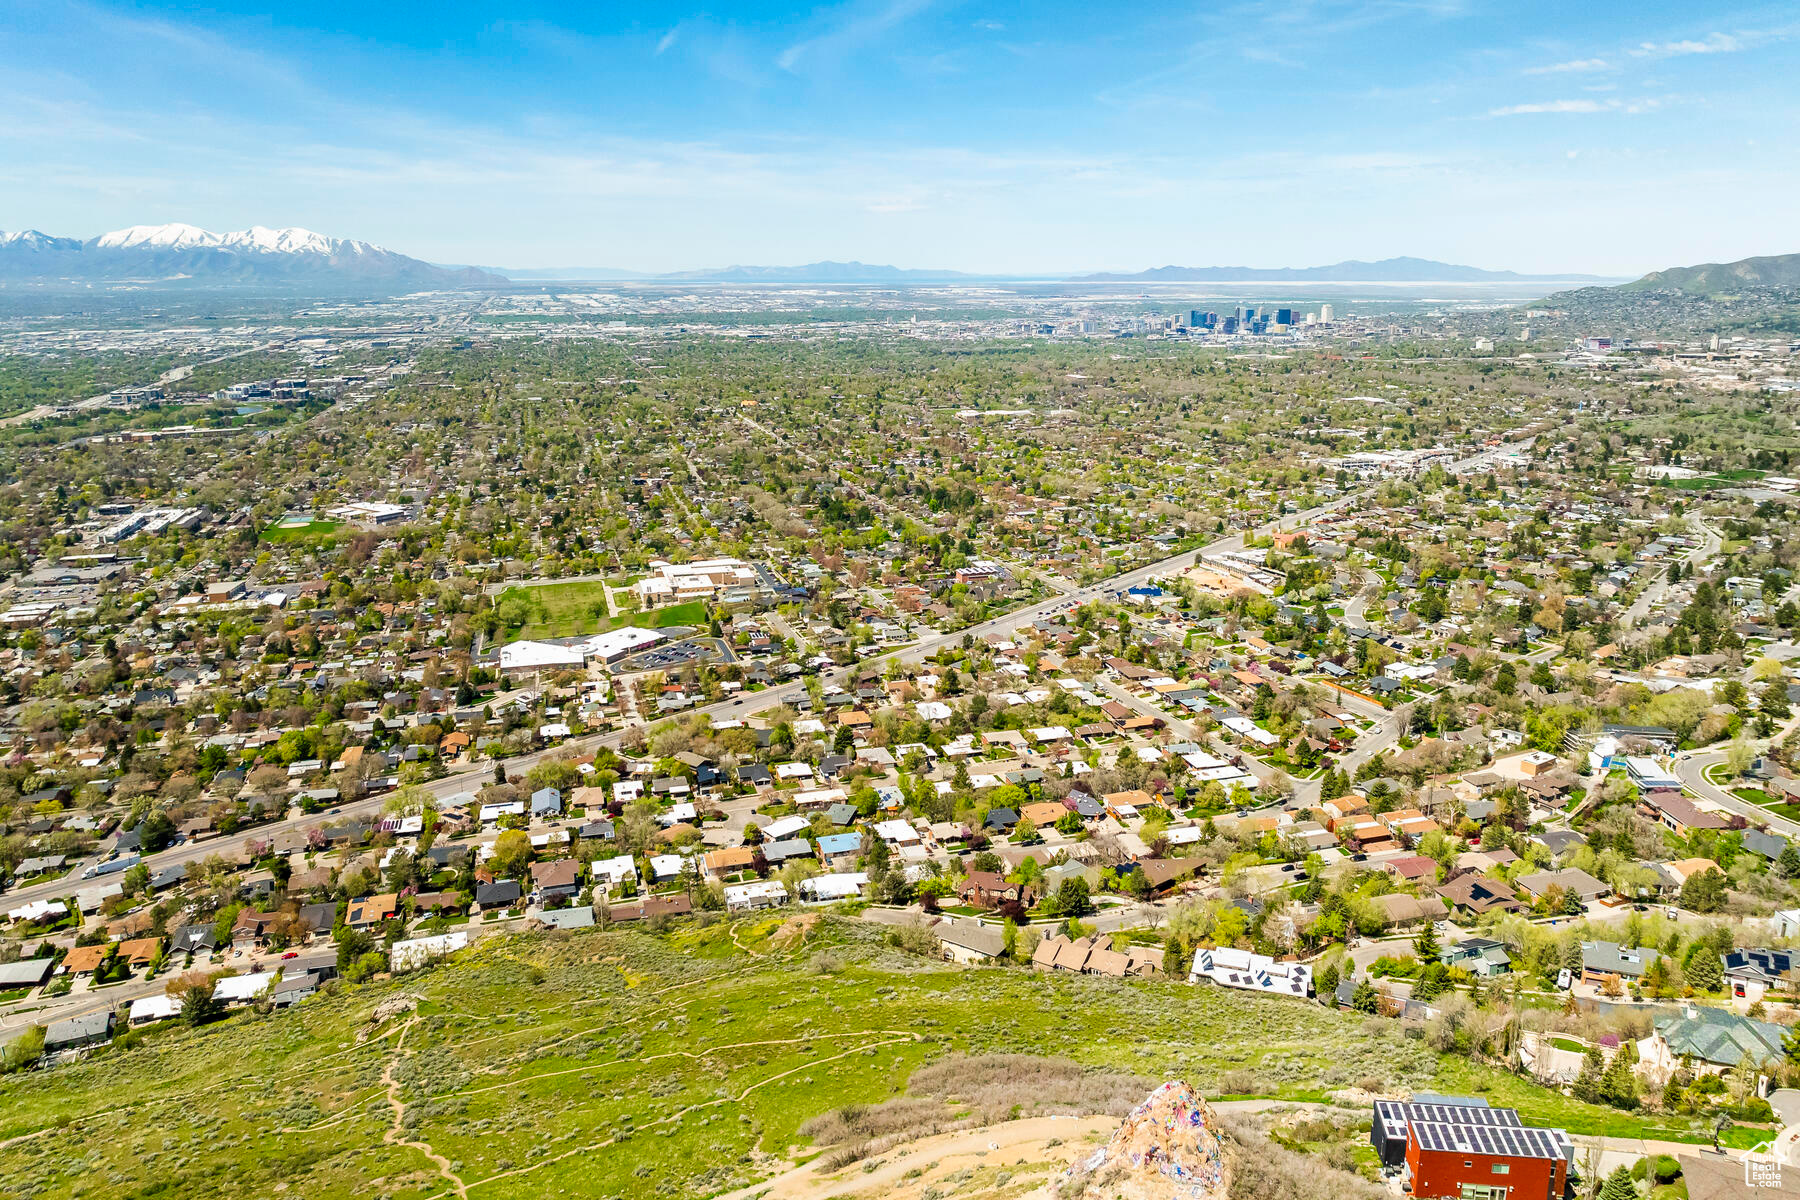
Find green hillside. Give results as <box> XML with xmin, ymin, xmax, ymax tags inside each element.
<box><xmin>1623</xmin><ymin>251</ymin><xmax>1800</xmax><ymax>295</ymax></box>
<box><xmin>0</xmin><ymin>918</ymin><xmax>1736</xmax><ymax>1199</ymax></box>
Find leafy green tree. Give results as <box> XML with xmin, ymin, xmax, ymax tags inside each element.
<box><xmin>1350</xmin><ymin>979</ymin><xmax>1378</xmax><ymax>1013</ymax></box>
<box><xmin>491</xmin><ymin>829</ymin><xmax>533</xmax><ymax>879</ymax></box>
<box><xmin>1680</xmin><ymin>867</ymin><xmax>1728</xmax><ymax>914</ymax></box>
<box><xmin>180</xmin><ymin>979</ymin><xmax>221</xmax><ymax>1026</ymax></box>
<box><xmin>336</xmin><ymin>926</ymin><xmax>374</xmax><ymax>974</ymax></box>
<box><xmin>1413</xmin><ymin>922</ymin><xmax>1440</xmax><ymax>964</ymax></box>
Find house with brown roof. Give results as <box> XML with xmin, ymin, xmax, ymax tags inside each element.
<box><xmin>530</xmin><ymin>858</ymin><xmax>581</xmax><ymax>901</ymax></box>
<box><xmin>345</xmin><ymin>892</ymin><xmax>399</xmax><ymax>929</ymax></box>
<box><xmin>1136</xmin><ymin>858</ymin><xmax>1204</xmax><ymax>894</ymax></box>
<box><xmin>59</xmin><ymin>944</ymin><xmax>110</xmax><ymax>976</ymax></box>
<box><xmin>117</xmin><ymin>936</ymin><xmax>162</xmax><ymax>967</ymax></box>
<box><xmin>1032</xmin><ymin>933</ymin><xmax>1162</xmax><ymax>977</ymax></box>
<box><xmin>957</xmin><ymin>870</ymin><xmax>1033</xmax><ymax>909</ymax></box>
<box><xmin>1435</xmin><ymin>871</ymin><xmax>1522</xmax><ymax>915</ymax></box>
<box><xmin>701</xmin><ymin>846</ymin><xmax>758</xmax><ymax>880</ymax></box>
<box><xmin>608</xmin><ymin>893</ymin><xmax>693</xmax><ymax>922</ymax></box>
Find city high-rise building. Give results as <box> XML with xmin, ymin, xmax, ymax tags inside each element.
<box><xmin>1275</xmin><ymin>308</ymin><xmax>1293</xmax><ymax>326</ymax></box>
<box><xmin>1319</xmin><ymin>303</ymin><xmax>1335</xmax><ymax>323</ymax></box>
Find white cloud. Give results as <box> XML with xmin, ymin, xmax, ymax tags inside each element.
<box><xmin>778</xmin><ymin>0</ymin><xmax>934</xmax><ymax>72</ymax></box>
<box><xmin>1630</xmin><ymin>32</ymin><xmax>1741</xmax><ymax>59</ymax></box>
<box><xmin>1489</xmin><ymin>99</ymin><xmax>1609</xmax><ymax>116</ymax></box>
<box><xmin>655</xmin><ymin>29</ymin><xmax>678</xmax><ymax>55</ymax></box>
<box><xmin>1525</xmin><ymin>58</ymin><xmax>1610</xmax><ymax>75</ymax></box>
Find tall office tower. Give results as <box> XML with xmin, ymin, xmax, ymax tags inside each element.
<box><xmin>1275</xmin><ymin>308</ymin><xmax>1293</xmax><ymax>325</ymax></box>
<box><xmin>1319</xmin><ymin>303</ymin><xmax>1335</xmax><ymax>323</ymax></box>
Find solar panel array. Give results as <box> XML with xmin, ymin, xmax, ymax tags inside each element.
<box><xmin>1410</xmin><ymin>1121</ymin><xmax>1565</xmax><ymax>1161</ymax></box>
<box><xmin>1373</xmin><ymin>1100</ymin><xmax>1519</xmax><ymax>1131</ymax></box>
<box><xmin>1402</xmin><ymin>1103</ymin><xmax>1522</xmax><ymax>1129</ymax></box>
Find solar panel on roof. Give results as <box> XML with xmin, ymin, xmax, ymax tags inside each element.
<box><xmin>1408</xmin><ymin>1121</ymin><xmax>1563</xmax><ymax>1160</ymax></box>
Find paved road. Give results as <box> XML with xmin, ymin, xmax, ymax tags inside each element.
<box><xmin>1</xmin><ymin>438</ymin><xmax>1532</xmax><ymax>915</ymax></box>
<box><xmin>1621</xmin><ymin>519</ymin><xmax>1721</xmax><ymax>629</ymax></box>
<box><xmin>1675</xmin><ymin>750</ymin><xmax>1800</xmax><ymax>838</ymax></box>
<box><xmin>0</xmin><ymin>942</ymin><xmax>339</xmax><ymax>1033</ymax></box>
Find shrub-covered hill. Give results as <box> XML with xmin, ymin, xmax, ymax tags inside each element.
<box><xmin>0</xmin><ymin>917</ymin><xmax>1650</xmax><ymax>1199</ymax></box>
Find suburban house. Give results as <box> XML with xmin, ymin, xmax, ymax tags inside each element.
<box><xmin>1723</xmin><ymin>947</ymin><xmax>1795</xmax><ymax>1005</ymax></box>
<box><xmin>1579</xmin><ymin>940</ymin><xmax>1649</xmax><ymax>988</ymax></box>
<box><xmin>1189</xmin><ymin>946</ymin><xmax>1310</xmax><ymax>997</ymax></box>
<box><xmin>1441</xmin><ymin>938</ymin><xmax>1511</xmax><ymax>977</ymax></box>
<box><xmin>935</xmin><ymin>919</ymin><xmax>1008</xmax><ymax>964</ymax></box>
<box><xmin>530</xmin><ymin>859</ymin><xmax>581</xmax><ymax>902</ymax></box>
<box><xmin>1435</xmin><ymin>871</ymin><xmax>1521</xmax><ymax>916</ymax></box>
<box><xmin>1637</xmin><ymin>1004</ymin><xmax>1789</xmax><ymax>1080</ymax></box>
<box><xmin>344</xmin><ymin>893</ymin><xmax>399</xmax><ymax>930</ymax></box>
<box><xmin>957</xmin><ymin>871</ymin><xmax>1034</xmax><ymax>909</ymax></box>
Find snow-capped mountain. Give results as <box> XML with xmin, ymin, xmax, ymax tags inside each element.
<box><xmin>0</xmin><ymin>223</ymin><xmax>502</xmax><ymax>290</ymax></box>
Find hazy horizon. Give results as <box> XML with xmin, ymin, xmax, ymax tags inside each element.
<box><xmin>6</xmin><ymin>1</ymin><xmax>1799</xmax><ymax>276</ymax></box>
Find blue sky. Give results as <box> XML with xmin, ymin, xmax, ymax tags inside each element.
<box><xmin>3</xmin><ymin>1</ymin><xmax>1797</xmax><ymax>274</ymax></box>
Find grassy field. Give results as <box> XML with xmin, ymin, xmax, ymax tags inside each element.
<box><xmin>260</xmin><ymin>517</ymin><xmax>345</xmax><ymax>544</ymax></box>
<box><xmin>496</xmin><ymin>580</ymin><xmax>615</xmax><ymax>639</ymax></box>
<box><xmin>499</xmin><ymin>583</ymin><xmax>707</xmax><ymax>640</ymax></box>
<box><xmin>0</xmin><ymin>918</ymin><xmax>1749</xmax><ymax>1199</ymax></box>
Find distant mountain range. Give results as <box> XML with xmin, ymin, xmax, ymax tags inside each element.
<box><xmin>0</xmin><ymin>224</ymin><xmax>502</xmax><ymax>289</ymax></box>
<box><xmin>488</xmin><ymin>260</ymin><xmax>980</xmax><ymax>283</ymax></box>
<box><xmin>1620</xmin><ymin>251</ymin><xmax>1800</xmax><ymax>295</ymax></box>
<box><xmin>1077</xmin><ymin>257</ymin><xmax>1617</xmax><ymax>283</ymax></box>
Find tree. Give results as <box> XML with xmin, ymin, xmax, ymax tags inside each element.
<box><xmin>336</xmin><ymin>926</ymin><xmax>374</xmax><ymax>974</ymax></box>
<box><xmin>1316</xmin><ymin>962</ymin><xmax>1340</xmax><ymax>997</ymax></box>
<box><xmin>1599</xmin><ymin>1047</ymin><xmax>1638</xmax><ymax>1109</ymax></box>
<box><xmin>1681</xmin><ymin>867</ymin><xmax>1728</xmax><ymax>914</ymax></box>
<box><xmin>139</xmin><ymin>808</ymin><xmax>176</xmax><ymax>853</ymax></box>
<box><xmin>491</xmin><ymin>829</ymin><xmax>532</xmax><ymax>879</ymax></box>
<box><xmin>1598</xmin><ymin>1165</ymin><xmax>1637</xmax><ymax>1200</ymax></box>
<box><xmin>1682</xmin><ymin>944</ymin><xmax>1724</xmax><ymax>992</ymax></box>
<box><xmin>1046</xmin><ymin>877</ymin><xmax>1092</xmax><ymax>918</ymax></box>
<box><xmin>167</xmin><ymin>971</ymin><xmax>220</xmax><ymax>1027</ymax></box>
<box><xmin>1573</xmin><ymin>1046</ymin><xmax>1606</xmax><ymax>1103</ymax></box>
<box><xmin>1350</xmin><ymin>979</ymin><xmax>1378</xmax><ymax>1013</ymax></box>
<box><xmin>1413</xmin><ymin>922</ymin><xmax>1440</xmax><ymax>964</ymax></box>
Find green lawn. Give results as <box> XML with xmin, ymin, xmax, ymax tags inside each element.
<box><xmin>499</xmin><ymin>585</ymin><xmax>706</xmax><ymax>640</ymax></box>
<box><xmin>496</xmin><ymin>580</ymin><xmax>615</xmax><ymax>639</ymax></box>
<box><xmin>260</xmin><ymin>517</ymin><xmax>344</xmax><ymax>544</ymax></box>
<box><xmin>645</xmin><ymin>600</ymin><xmax>707</xmax><ymax>628</ymax></box>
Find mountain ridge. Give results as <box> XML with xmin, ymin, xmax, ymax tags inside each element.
<box><xmin>1621</xmin><ymin>251</ymin><xmax>1800</xmax><ymax>295</ymax></box>
<box><xmin>1078</xmin><ymin>256</ymin><xmax>1617</xmax><ymax>283</ymax></box>
<box><xmin>0</xmin><ymin>223</ymin><xmax>502</xmax><ymax>290</ymax></box>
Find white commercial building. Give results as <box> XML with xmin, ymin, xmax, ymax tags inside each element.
<box><xmin>635</xmin><ymin>558</ymin><xmax>760</xmax><ymax>606</ymax></box>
